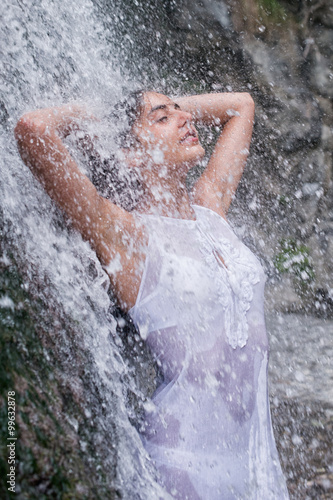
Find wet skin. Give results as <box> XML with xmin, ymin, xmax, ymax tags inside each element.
<box><xmin>133</xmin><ymin>92</ymin><xmax>205</xmax><ymax>174</ymax></box>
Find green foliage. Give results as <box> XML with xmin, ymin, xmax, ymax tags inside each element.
<box><xmin>278</xmin><ymin>195</ymin><xmax>289</xmax><ymax>207</ymax></box>
<box><xmin>274</xmin><ymin>238</ymin><xmax>315</xmax><ymax>286</ymax></box>
<box><xmin>255</xmin><ymin>0</ymin><xmax>287</xmax><ymax>23</ymax></box>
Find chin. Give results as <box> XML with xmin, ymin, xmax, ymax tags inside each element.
<box><xmin>187</xmin><ymin>144</ymin><xmax>205</xmax><ymax>164</ymax></box>
<box><xmin>197</xmin><ymin>144</ymin><xmax>206</xmax><ymax>158</ymax></box>
<box><xmin>164</xmin><ymin>144</ymin><xmax>206</xmax><ymax>171</ymax></box>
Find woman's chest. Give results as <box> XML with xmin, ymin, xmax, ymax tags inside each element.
<box><xmin>149</xmin><ymin>221</ymin><xmax>265</xmax><ymax>326</ymax></box>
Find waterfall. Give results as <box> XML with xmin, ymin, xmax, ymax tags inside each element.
<box><xmin>0</xmin><ymin>0</ymin><xmax>170</xmax><ymax>497</ymax></box>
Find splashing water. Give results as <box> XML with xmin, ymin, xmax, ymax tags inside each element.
<box><xmin>0</xmin><ymin>0</ymin><xmax>172</xmax><ymax>497</ymax></box>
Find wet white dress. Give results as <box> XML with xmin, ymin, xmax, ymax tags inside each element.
<box><xmin>129</xmin><ymin>204</ymin><xmax>289</xmax><ymax>499</ymax></box>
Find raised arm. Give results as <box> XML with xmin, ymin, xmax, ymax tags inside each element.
<box><xmin>14</xmin><ymin>104</ymin><xmax>147</xmax><ymax>310</ymax></box>
<box><xmin>175</xmin><ymin>92</ymin><xmax>255</xmax><ymax>218</ymax></box>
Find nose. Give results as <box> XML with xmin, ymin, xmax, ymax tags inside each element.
<box><xmin>177</xmin><ymin>109</ymin><xmax>192</xmax><ymax>127</ymax></box>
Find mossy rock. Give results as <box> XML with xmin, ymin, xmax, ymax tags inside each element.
<box><xmin>0</xmin><ymin>256</ymin><xmax>123</xmax><ymax>499</ymax></box>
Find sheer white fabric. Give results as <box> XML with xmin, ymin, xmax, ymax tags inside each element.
<box><xmin>129</xmin><ymin>204</ymin><xmax>289</xmax><ymax>499</ymax></box>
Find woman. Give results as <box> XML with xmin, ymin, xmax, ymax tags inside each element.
<box><xmin>15</xmin><ymin>90</ymin><xmax>289</xmax><ymax>499</ymax></box>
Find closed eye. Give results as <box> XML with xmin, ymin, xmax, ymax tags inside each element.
<box><xmin>157</xmin><ymin>116</ymin><xmax>168</xmax><ymax>123</ymax></box>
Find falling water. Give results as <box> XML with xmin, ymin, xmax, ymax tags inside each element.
<box><xmin>0</xmin><ymin>0</ymin><xmax>172</xmax><ymax>498</ymax></box>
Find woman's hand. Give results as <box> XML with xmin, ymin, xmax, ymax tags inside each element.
<box><xmin>175</xmin><ymin>92</ymin><xmax>255</xmax><ymax>218</ymax></box>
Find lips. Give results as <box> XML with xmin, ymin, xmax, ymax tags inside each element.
<box><xmin>180</xmin><ymin>128</ymin><xmax>198</xmax><ymax>143</ymax></box>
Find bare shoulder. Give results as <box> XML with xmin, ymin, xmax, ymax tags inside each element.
<box><xmin>96</xmin><ymin>198</ymin><xmax>148</xmax><ymax>260</ymax></box>
<box><xmin>192</xmin><ymin>189</ymin><xmax>228</xmax><ymax>221</ymax></box>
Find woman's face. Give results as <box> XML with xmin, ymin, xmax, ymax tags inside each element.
<box><xmin>133</xmin><ymin>92</ymin><xmax>205</xmax><ymax>170</ymax></box>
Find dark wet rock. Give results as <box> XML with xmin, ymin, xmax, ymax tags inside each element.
<box><xmin>0</xmin><ymin>101</ymin><xmax>9</xmax><ymax>129</ymax></box>
<box><xmin>271</xmin><ymin>399</ymin><xmax>333</xmax><ymax>500</ymax></box>
<box><xmin>0</xmin><ymin>255</ymin><xmax>119</xmax><ymax>499</ymax></box>
<box><xmin>313</xmin><ymin>288</ymin><xmax>333</xmax><ymax>318</ymax></box>
<box><xmin>306</xmin><ymin>26</ymin><xmax>333</xmax><ymax>99</ymax></box>
<box><xmin>307</xmin><ymin>221</ymin><xmax>333</xmax><ymax>291</ymax></box>
<box><xmin>267</xmin><ymin>312</ymin><xmax>333</xmax><ymax>498</ymax></box>
<box><xmin>265</xmin><ymin>275</ymin><xmax>305</xmax><ymax>313</ymax></box>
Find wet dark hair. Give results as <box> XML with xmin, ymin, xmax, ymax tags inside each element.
<box><xmin>90</xmin><ymin>153</ymin><xmax>143</xmax><ymax>212</ymax></box>
<box><xmin>112</xmin><ymin>89</ymin><xmax>146</xmax><ymax>148</ymax></box>
<box><xmin>80</xmin><ymin>90</ymin><xmax>147</xmax><ymax>211</ymax></box>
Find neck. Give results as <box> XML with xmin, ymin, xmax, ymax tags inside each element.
<box><xmin>136</xmin><ymin>168</ymin><xmax>196</xmax><ymax>220</ymax></box>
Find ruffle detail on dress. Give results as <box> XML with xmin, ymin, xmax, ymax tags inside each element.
<box><xmin>196</xmin><ymin>220</ymin><xmax>260</xmax><ymax>349</ymax></box>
